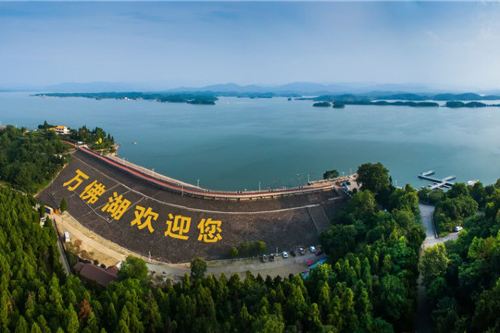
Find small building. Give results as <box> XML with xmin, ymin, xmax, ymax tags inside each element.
<box><xmin>73</xmin><ymin>262</ymin><xmax>118</xmax><ymax>287</ymax></box>
<box><xmin>51</xmin><ymin>125</ymin><xmax>70</xmax><ymax>135</ymax></box>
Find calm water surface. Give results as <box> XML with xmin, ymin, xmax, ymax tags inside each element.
<box><xmin>1</xmin><ymin>92</ymin><xmax>499</xmax><ymax>190</ymax></box>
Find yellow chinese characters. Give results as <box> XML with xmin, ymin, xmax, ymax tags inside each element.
<box><xmin>197</xmin><ymin>218</ymin><xmax>222</xmax><ymax>243</ymax></box>
<box><xmin>165</xmin><ymin>214</ymin><xmax>191</xmax><ymax>240</ymax></box>
<box><xmin>63</xmin><ymin>169</ymin><xmax>89</xmax><ymax>191</ymax></box>
<box><xmin>80</xmin><ymin>180</ymin><xmax>106</xmax><ymax>204</ymax></box>
<box><xmin>131</xmin><ymin>205</ymin><xmax>158</xmax><ymax>234</ymax></box>
<box><xmin>61</xmin><ymin>170</ymin><xmax>224</xmax><ymax>245</ymax></box>
<box><xmin>101</xmin><ymin>192</ymin><xmax>131</xmax><ymax>221</ymax></box>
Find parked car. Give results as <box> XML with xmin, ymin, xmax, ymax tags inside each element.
<box><xmin>298</xmin><ymin>247</ymin><xmax>306</xmax><ymax>255</ymax></box>
<box><xmin>260</xmin><ymin>254</ymin><xmax>268</xmax><ymax>263</ymax></box>
<box><xmin>290</xmin><ymin>250</ymin><xmax>297</xmax><ymax>257</ymax></box>
<box><xmin>453</xmin><ymin>226</ymin><xmax>463</xmax><ymax>232</ymax></box>
<box><xmin>269</xmin><ymin>254</ymin><xmax>275</xmax><ymax>262</ymax></box>
<box><xmin>282</xmin><ymin>251</ymin><xmax>289</xmax><ymax>259</ymax></box>
<box><xmin>309</xmin><ymin>246</ymin><xmax>316</xmax><ymax>253</ymax></box>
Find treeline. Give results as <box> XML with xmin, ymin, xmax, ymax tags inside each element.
<box><xmin>419</xmin><ymin>179</ymin><xmax>500</xmax><ymax>332</ymax></box>
<box><xmin>0</xmin><ymin>125</ymin><xmax>67</xmax><ymax>193</ymax></box>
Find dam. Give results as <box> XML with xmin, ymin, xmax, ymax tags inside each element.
<box><xmin>38</xmin><ymin>147</ymin><xmax>350</xmax><ymax>263</ymax></box>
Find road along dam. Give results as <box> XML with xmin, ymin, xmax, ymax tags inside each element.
<box><xmin>38</xmin><ymin>147</ymin><xmax>348</xmax><ymax>263</ymax></box>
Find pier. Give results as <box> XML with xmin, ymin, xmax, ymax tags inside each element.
<box><xmin>418</xmin><ymin>171</ymin><xmax>456</xmax><ymax>190</ymax></box>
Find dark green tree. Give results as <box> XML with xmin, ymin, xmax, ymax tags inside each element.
<box><xmin>357</xmin><ymin>163</ymin><xmax>391</xmax><ymax>195</ymax></box>
<box><xmin>190</xmin><ymin>257</ymin><xmax>207</xmax><ymax>280</ymax></box>
<box><xmin>60</xmin><ymin>198</ymin><xmax>68</xmax><ymax>212</ymax></box>
<box><xmin>118</xmin><ymin>256</ymin><xmax>148</xmax><ymax>281</ymax></box>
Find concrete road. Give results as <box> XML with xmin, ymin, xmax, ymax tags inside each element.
<box><xmin>50</xmin><ymin>216</ymin><xmax>71</xmax><ymax>275</ymax></box>
<box><xmin>415</xmin><ymin>204</ymin><xmax>459</xmax><ymax>333</ymax></box>
<box><xmin>147</xmin><ymin>252</ymin><xmax>321</xmax><ymax>281</ymax></box>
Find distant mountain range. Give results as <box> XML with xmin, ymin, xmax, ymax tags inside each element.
<box><xmin>4</xmin><ymin>81</ymin><xmax>500</xmax><ymax>98</ymax></box>
<box><xmin>164</xmin><ymin>82</ymin><xmax>436</xmax><ymax>95</ymax></box>
<box><xmin>5</xmin><ymin>81</ymin><xmax>497</xmax><ymax>94</ymax></box>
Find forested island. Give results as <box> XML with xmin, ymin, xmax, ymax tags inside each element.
<box><xmin>445</xmin><ymin>101</ymin><xmax>500</xmax><ymax>108</ymax></box>
<box><xmin>0</xmin><ymin>124</ymin><xmax>499</xmax><ymax>332</ymax></box>
<box><xmin>35</xmin><ymin>90</ymin><xmax>500</xmax><ymax>109</ymax></box>
<box><xmin>309</xmin><ymin>93</ymin><xmax>500</xmax><ymax>109</ymax></box>
<box><xmin>312</xmin><ymin>101</ymin><xmax>331</xmax><ymax>107</ymax></box>
<box><xmin>36</xmin><ymin>92</ymin><xmax>218</xmax><ymax>105</ymax></box>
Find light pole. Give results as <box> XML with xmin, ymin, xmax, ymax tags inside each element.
<box><xmin>258</xmin><ymin>181</ymin><xmax>261</xmax><ymax>191</ymax></box>
<box><xmin>197</xmin><ymin>179</ymin><xmax>200</xmax><ymax>187</ymax></box>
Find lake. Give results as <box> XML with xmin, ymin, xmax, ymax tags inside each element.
<box><xmin>1</xmin><ymin>92</ymin><xmax>499</xmax><ymax>190</ymax></box>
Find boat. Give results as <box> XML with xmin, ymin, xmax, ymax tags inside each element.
<box><xmin>421</xmin><ymin>170</ymin><xmax>435</xmax><ymax>177</ymax></box>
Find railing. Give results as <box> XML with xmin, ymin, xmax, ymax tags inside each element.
<box><xmin>76</xmin><ymin>146</ymin><xmax>339</xmax><ymax>200</ymax></box>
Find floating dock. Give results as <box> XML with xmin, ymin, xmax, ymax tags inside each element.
<box><xmin>418</xmin><ymin>172</ymin><xmax>456</xmax><ymax>190</ymax></box>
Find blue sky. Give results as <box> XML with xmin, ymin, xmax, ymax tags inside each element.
<box><xmin>1</xmin><ymin>1</ymin><xmax>500</xmax><ymax>90</ymax></box>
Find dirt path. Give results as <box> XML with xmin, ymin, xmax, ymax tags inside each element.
<box><xmin>53</xmin><ymin>211</ymin><xmax>317</xmax><ymax>281</ymax></box>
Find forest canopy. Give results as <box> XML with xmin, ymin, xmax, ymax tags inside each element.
<box><xmin>0</xmin><ymin>125</ymin><xmax>67</xmax><ymax>193</ymax></box>
<box><xmin>420</xmin><ymin>180</ymin><xmax>500</xmax><ymax>332</ymax></box>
